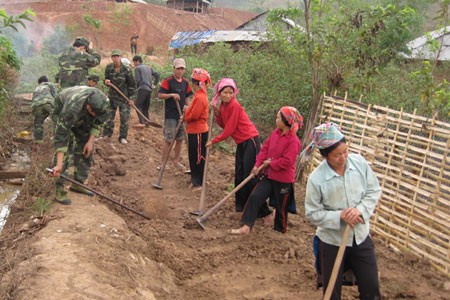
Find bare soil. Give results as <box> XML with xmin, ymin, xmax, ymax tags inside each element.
<box><xmin>0</xmin><ymin>1</ymin><xmax>449</xmax><ymax>299</ymax></box>
<box><xmin>0</xmin><ymin>106</ymin><xmax>449</xmax><ymax>299</ymax></box>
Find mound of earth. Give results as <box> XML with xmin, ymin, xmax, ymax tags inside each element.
<box><xmin>1</xmin><ymin>105</ymin><xmax>449</xmax><ymax>299</ymax></box>
<box><xmin>2</xmin><ymin>1</ymin><xmax>257</xmax><ymax>59</ymax></box>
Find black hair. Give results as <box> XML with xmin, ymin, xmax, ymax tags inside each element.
<box><xmin>280</xmin><ymin>112</ymin><xmax>290</xmax><ymax>128</ymax></box>
<box><xmin>132</xmin><ymin>55</ymin><xmax>142</xmax><ymax>63</ymax></box>
<box><xmin>319</xmin><ymin>137</ymin><xmax>347</xmax><ymax>157</ymax></box>
<box><xmin>219</xmin><ymin>85</ymin><xmax>234</xmax><ymax>93</ymax></box>
<box><xmin>38</xmin><ymin>75</ymin><xmax>48</xmax><ymax>84</ymax></box>
<box><xmin>191</xmin><ymin>78</ymin><xmax>200</xmax><ymax>86</ymax></box>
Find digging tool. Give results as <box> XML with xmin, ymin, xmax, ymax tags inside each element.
<box><xmin>190</xmin><ymin>108</ymin><xmax>214</xmax><ymax>216</ymax></box>
<box><xmin>175</xmin><ymin>99</ymin><xmax>189</xmax><ymax>147</ymax></box>
<box><xmin>108</xmin><ymin>82</ymin><xmax>162</xmax><ymax>128</ymax></box>
<box><xmin>45</xmin><ymin>168</ymin><xmax>150</xmax><ymax>220</ymax></box>
<box><xmin>196</xmin><ymin>164</ymin><xmax>265</xmax><ymax>229</ymax></box>
<box><xmin>323</xmin><ymin>223</ymin><xmax>351</xmax><ymax>300</ymax></box>
<box><xmin>151</xmin><ymin>116</ymin><xmax>185</xmax><ymax>189</ymax></box>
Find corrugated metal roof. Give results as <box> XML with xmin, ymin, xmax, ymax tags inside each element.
<box><xmin>169</xmin><ymin>30</ymin><xmax>267</xmax><ymax>49</ymax></box>
<box><xmin>402</xmin><ymin>26</ymin><xmax>450</xmax><ymax>61</ymax></box>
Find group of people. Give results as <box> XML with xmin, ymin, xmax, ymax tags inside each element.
<box><xmin>159</xmin><ymin>59</ymin><xmax>381</xmax><ymax>300</ymax></box>
<box><xmin>31</xmin><ymin>36</ymin><xmax>382</xmax><ymax>300</ymax></box>
<box><xmin>33</xmin><ymin>37</ymin><xmax>160</xmax><ymax>203</ymax></box>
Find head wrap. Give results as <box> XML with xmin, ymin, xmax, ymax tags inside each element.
<box><xmin>191</xmin><ymin>68</ymin><xmax>212</xmax><ymax>91</ymax></box>
<box><xmin>211</xmin><ymin>78</ymin><xmax>239</xmax><ymax>107</ymax></box>
<box><xmin>279</xmin><ymin>106</ymin><xmax>304</xmax><ymax>136</ymax></box>
<box><xmin>300</xmin><ymin>123</ymin><xmax>344</xmax><ymax>159</ymax></box>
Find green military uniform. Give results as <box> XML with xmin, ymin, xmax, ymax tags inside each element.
<box><xmin>57</xmin><ymin>42</ymin><xmax>101</xmax><ymax>89</ymax></box>
<box><xmin>31</xmin><ymin>82</ymin><xmax>59</xmax><ymax>142</ymax></box>
<box><xmin>52</xmin><ymin>86</ymin><xmax>109</xmax><ymax>203</ymax></box>
<box><xmin>103</xmin><ymin>56</ymin><xmax>136</xmax><ymax>140</ymax></box>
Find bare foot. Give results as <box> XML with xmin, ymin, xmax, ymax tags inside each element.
<box><xmin>229</xmin><ymin>225</ymin><xmax>251</xmax><ymax>235</ymax></box>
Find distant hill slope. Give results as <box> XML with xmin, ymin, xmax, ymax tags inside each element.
<box><xmin>3</xmin><ymin>1</ymin><xmax>256</xmax><ymax>58</ymax></box>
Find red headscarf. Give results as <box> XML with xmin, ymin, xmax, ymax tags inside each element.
<box><xmin>279</xmin><ymin>106</ymin><xmax>304</xmax><ymax>136</ymax></box>
<box><xmin>210</xmin><ymin>77</ymin><xmax>239</xmax><ymax>107</ymax></box>
<box><xmin>191</xmin><ymin>68</ymin><xmax>212</xmax><ymax>91</ymax></box>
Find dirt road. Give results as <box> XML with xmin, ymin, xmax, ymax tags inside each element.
<box><xmin>1</xmin><ymin>110</ymin><xmax>448</xmax><ymax>299</ymax></box>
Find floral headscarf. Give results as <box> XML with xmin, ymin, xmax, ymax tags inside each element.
<box><xmin>279</xmin><ymin>106</ymin><xmax>304</xmax><ymax>136</ymax></box>
<box><xmin>191</xmin><ymin>68</ymin><xmax>212</xmax><ymax>91</ymax></box>
<box><xmin>301</xmin><ymin>122</ymin><xmax>344</xmax><ymax>158</ymax></box>
<box><xmin>210</xmin><ymin>77</ymin><xmax>239</xmax><ymax>107</ymax></box>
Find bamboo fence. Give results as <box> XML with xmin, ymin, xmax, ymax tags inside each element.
<box><xmin>307</xmin><ymin>94</ymin><xmax>450</xmax><ymax>277</ymax></box>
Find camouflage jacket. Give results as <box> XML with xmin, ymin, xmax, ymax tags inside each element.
<box><xmin>31</xmin><ymin>82</ymin><xmax>59</xmax><ymax>109</ymax></box>
<box><xmin>53</xmin><ymin>86</ymin><xmax>109</xmax><ymax>153</ymax></box>
<box><xmin>104</xmin><ymin>63</ymin><xmax>136</xmax><ymax>101</ymax></box>
<box><xmin>57</xmin><ymin>47</ymin><xmax>101</xmax><ymax>89</ymax></box>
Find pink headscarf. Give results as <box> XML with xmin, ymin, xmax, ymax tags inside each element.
<box><xmin>210</xmin><ymin>78</ymin><xmax>240</xmax><ymax>106</ymax></box>
<box><xmin>279</xmin><ymin>106</ymin><xmax>304</xmax><ymax>136</ymax></box>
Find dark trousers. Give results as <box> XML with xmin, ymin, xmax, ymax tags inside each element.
<box><xmin>235</xmin><ymin>136</ymin><xmax>260</xmax><ymax>212</ymax></box>
<box><xmin>320</xmin><ymin>236</ymin><xmax>381</xmax><ymax>300</ymax></box>
<box><xmin>240</xmin><ymin>177</ymin><xmax>292</xmax><ymax>233</ymax></box>
<box><xmin>188</xmin><ymin>131</ymin><xmax>208</xmax><ymax>187</ymax></box>
<box><xmin>135</xmin><ymin>89</ymin><xmax>152</xmax><ymax>124</ymax></box>
<box><xmin>54</xmin><ymin>128</ymin><xmax>93</xmax><ymax>189</ymax></box>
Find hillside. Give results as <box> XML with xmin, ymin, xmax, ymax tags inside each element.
<box><xmin>1</xmin><ymin>1</ymin><xmax>450</xmax><ymax>300</ymax></box>
<box><xmin>2</xmin><ymin>1</ymin><xmax>256</xmax><ymax>58</ymax></box>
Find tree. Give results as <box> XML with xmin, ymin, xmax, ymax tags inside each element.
<box><xmin>0</xmin><ymin>9</ymin><xmax>34</xmax><ymax>114</ymax></box>
<box><xmin>83</xmin><ymin>14</ymin><xmax>102</xmax><ymax>50</ymax></box>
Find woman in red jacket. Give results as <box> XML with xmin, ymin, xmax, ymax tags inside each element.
<box><xmin>206</xmin><ymin>78</ymin><xmax>262</xmax><ymax>212</ymax></box>
<box><xmin>185</xmin><ymin>68</ymin><xmax>211</xmax><ymax>191</ymax></box>
<box><xmin>230</xmin><ymin>106</ymin><xmax>303</xmax><ymax>234</ymax></box>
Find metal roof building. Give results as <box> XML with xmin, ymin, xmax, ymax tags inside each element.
<box><xmin>402</xmin><ymin>26</ymin><xmax>450</xmax><ymax>61</ymax></box>
<box><xmin>169</xmin><ymin>30</ymin><xmax>267</xmax><ymax>49</ymax></box>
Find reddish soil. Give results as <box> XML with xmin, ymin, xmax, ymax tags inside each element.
<box><xmin>3</xmin><ymin>1</ymin><xmax>256</xmax><ymax>59</ymax></box>
<box><xmin>0</xmin><ymin>102</ymin><xmax>449</xmax><ymax>299</ymax></box>
<box><xmin>0</xmin><ymin>1</ymin><xmax>449</xmax><ymax>299</ymax></box>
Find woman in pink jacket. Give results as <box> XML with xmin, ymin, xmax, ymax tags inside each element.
<box><xmin>206</xmin><ymin>78</ymin><xmax>261</xmax><ymax>213</ymax></box>
<box><xmin>230</xmin><ymin>106</ymin><xmax>303</xmax><ymax>234</ymax></box>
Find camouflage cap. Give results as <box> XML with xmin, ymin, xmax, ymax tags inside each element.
<box><xmin>111</xmin><ymin>49</ymin><xmax>122</xmax><ymax>56</ymax></box>
<box><xmin>87</xmin><ymin>90</ymin><xmax>109</xmax><ymax>123</ymax></box>
<box><xmin>87</xmin><ymin>74</ymin><xmax>100</xmax><ymax>82</ymax></box>
<box><xmin>73</xmin><ymin>37</ymin><xmax>90</xmax><ymax>48</ymax></box>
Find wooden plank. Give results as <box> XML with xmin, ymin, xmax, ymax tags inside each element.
<box><xmin>0</xmin><ymin>171</ymin><xmax>26</xmax><ymax>180</ymax></box>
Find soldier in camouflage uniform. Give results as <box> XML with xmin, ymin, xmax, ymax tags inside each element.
<box><xmin>56</xmin><ymin>37</ymin><xmax>101</xmax><ymax>89</ymax></box>
<box><xmin>49</xmin><ymin>86</ymin><xmax>109</xmax><ymax>205</ymax></box>
<box><xmin>31</xmin><ymin>75</ymin><xmax>59</xmax><ymax>143</ymax></box>
<box><xmin>87</xmin><ymin>74</ymin><xmax>100</xmax><ymax>87</ymax></box>
<box><xmin>103</xmin><ymin>49</ymin><xmax>136</xmax><ymax>144</ymax></box>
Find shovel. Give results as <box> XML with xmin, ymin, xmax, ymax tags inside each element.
<box><xmin>196</xmin><ymin>164</ymin><xmax>265</xmax><ymax>229</ymax></box>
<box><xmin>151</xmin><ymin>116</ymin><xmax>185</xmax><ymax>189</ymax></box>
<box><xmin>323</xmin><ymin>223</ymin><xmax>351</xmax><ymax>300</ymax></box>
<box><xmin>45</xmin><ymin>168</ymin><xmax>150</xmax><ymax>220</ymax></box>
<box><xmin>108</xmin><ymin>82</ymin><xmax>162</xmax><ymax>128</ymax></box>
<box><xmin>190</xmin><ymin>108</ymin><xmax>214</xmax><ymax>216</ymax></box>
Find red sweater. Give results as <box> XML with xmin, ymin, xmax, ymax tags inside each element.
<box><xmin>212</xmin><ymin>98</ymin><xmax>258</xmax><ymax>145</ymax></box>
<box><xmin>255</xmin><ymin>128</ymin><xmax>301</xmax><ymax>183</ymax></box>
<box><xmin>185</xmin><ymin>89</ymin><xmax>209</xmax><ymax>134</ymax></box>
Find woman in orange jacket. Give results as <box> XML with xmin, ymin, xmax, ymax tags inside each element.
<box><xmin>184</xmin><ymin>68</ymin><xmax>212</xmax><ymax>191</ymax></box>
